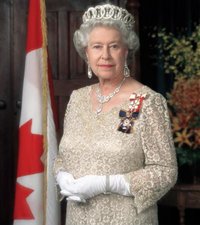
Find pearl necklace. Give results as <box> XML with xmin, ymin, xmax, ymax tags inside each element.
<box><xmin>96</xmin><ymin>77</ymin><xmax>126</xmax><ymax>115</ymax></box>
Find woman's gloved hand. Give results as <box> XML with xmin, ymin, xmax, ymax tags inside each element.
<box><xmin>60</xmin><ymin>175</ymin><xmax>106</xmax><ymax>200</ymax></box>
<box><xmin>56</xmin><ymin>171</ymin><xmax>75</xmax><ymax>193</ymax></box>
<box><xmin>60</xmin><ymin>174</ymin><xmax>131</xmax><ymax>200</ymax></box>
<box><xmin>56</xmin><ymin>171</ymin><xmax>85</xmax><ymax>202</ymax></box>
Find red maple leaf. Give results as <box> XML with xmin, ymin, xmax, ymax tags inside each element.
<box><xmin>13</xmin><ymin>183</ymin><xmax>34</xmax><ymax>219</ymax></box>
<box><xmin>14</xmin><ymin>119</ymin><xmax>44</xmax><ymax>219</ymax></box>
<box><xmin>17</xmin><ymin>119</ymin><xmax>44</xmax><ymax>177</ymax></box>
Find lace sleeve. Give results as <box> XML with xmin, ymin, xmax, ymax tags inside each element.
<box><xmin>124</xmin><ymin>93</ymin><xmax>178</xmax><ymax>213</ymax></box>
<box><xmin>53</xmin><ymin>91</ymin><xmax>76</xmax><ymax>176</ymax></box>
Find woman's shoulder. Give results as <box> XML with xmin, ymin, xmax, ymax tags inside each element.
<box><xmin>126</xmin><ymin>79</ymin><xmax>164</xmax><ymax>99</ymax></box>
<box><xmin>135</xmin><ymin>84</ymin><xmax>159</xmax><ymax>96</ymax></box>
<box><xmin>137</xmin><ymin>85</ymin><xmax>166</xmax><ymax>101</ymax></box>
<box><xmin>134</xmin><ymin>85</ymin><xmax>168</xmax><ymax>112</ymax></box>
<box><xmin>65</xmin><ymin>85</ymin><xmax>93</xmax><ymax>114</ymax></box>
<box><xmin>70</xmin><ymin>84</ymin><xmax>93</xmax><ymax>99</ymax></box>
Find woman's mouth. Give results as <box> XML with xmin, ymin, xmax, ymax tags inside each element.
<box><xmin>98</xmin><ymin>64</ymin><xmax>114</xmax><ymax>68</ymax></box>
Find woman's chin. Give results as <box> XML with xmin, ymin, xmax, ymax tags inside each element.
<box><xmin>95</xmin><ymin>71</ymin><xmax>121</xmax><ymax>80</ymax></box>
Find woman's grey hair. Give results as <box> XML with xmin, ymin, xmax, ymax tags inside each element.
<box><xmin>73</xmin><ymin>19</ymin><xmax>140</xmax><ymax>64</ymax></box>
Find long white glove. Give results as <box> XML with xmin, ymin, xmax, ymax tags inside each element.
<box><xmin>60</xmin><ymin>174</ymin><xmax>131</xmax><ymax>201</ymax></box>
<box><xmin>109</xmin><ymin>174</ymin><xmax>131</xmax><ymax>196</ymax></box>
<box><xmin>56</xmin><ymin>171</ymin><xmax>85</xmax><ymax>202</ymax></box>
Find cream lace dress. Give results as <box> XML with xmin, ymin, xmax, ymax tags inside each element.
<box><xmin>53</xmin><ymin>85</ymin><xmax>177</xmax><ymax>225</ymax></box>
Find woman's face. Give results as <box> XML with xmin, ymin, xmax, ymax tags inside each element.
<box><xmin>85</xmin><ymin>26</ymin><xmax>128</xmax><ymax>80</ymax></box>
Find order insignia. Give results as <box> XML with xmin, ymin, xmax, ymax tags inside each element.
<box><xmin>117</xmin><ymin>93</ymin><xmax>146</xmax><ymax>133</ymax></box>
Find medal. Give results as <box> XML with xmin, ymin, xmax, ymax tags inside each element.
<box><xmin>117</xmin><ymin>93</ymin><xmax>146</xmax><ymax>133</ymax></box>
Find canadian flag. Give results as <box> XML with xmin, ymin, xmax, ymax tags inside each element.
<box><xmin>13</xmin><ymin>0</ymin><xmax>60</xmax><ymax>224</ymax></box>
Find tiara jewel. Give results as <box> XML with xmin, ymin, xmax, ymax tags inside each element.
<box><xmin>82</xmin><ymin>4</ymin><xmax>135</xmax><ymax>30</ymax></box>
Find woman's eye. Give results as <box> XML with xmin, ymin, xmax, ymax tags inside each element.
<box><xmin>93</xmin><ymin>45</ymin><xmax>102</xmax><ymax>49</ymax></box>
<box><xmin>110</xmin><ymin>44</ymin><xmax>119</xmax><ymax>49</ymax></box>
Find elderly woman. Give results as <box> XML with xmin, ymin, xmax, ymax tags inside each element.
<box><xmin>53</xmin><ymin>3</ymin><xmax>177</xmax><ymax>225</ymax></box>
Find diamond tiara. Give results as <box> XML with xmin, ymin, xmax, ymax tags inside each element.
<box><xmin>82</xmin><ymin>4</ymin><xmax>135</xmax><ymax>30</ymax></box>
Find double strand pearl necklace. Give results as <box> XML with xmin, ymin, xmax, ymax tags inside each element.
<box><xmin>96</xmin><ymin>77</ymin><xmax>126</xmax><ymax>115</ymax></box>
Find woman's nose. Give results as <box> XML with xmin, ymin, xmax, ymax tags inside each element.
<box><xmin>101</xmin><ymin>46</ymin><xmax>110</xmax><ymax>60</ymax></box>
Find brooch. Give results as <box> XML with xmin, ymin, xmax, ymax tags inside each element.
<box><xmin>117</xmin><ymin>93</ymin><xmax>146</xmax><ymax>133</ymax></box>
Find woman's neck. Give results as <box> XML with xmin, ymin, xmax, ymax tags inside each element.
<box><xmin>98</xmin><ymin>76</ymin><xmax>126</xmax><ymax>95</ymax></box>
